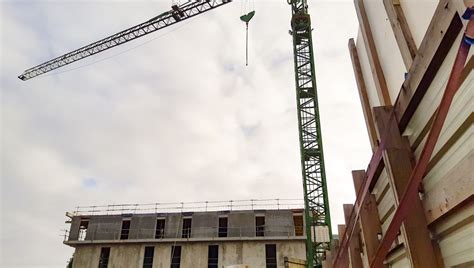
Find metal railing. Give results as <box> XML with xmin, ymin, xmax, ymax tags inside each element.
<box><xmin>63</xmin><ymin>225</ymin><xmax>306</xmax><ymax>242</ymax></box>
<box><xmin>69</xmin><ymin>199</ymin><xmax>304</xmax><ymax>216</ymax></box>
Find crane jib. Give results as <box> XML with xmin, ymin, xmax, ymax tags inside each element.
<box><xmin>18</xmin><ymin>0</ymin><xmax>232</xmax><ymax>81</ymax></box>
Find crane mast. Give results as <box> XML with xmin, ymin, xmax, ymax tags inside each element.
<box><xmin>18</xmin><ymin>0</ymin><xmax>332</xmax><ymax>266</ymax></box>
<box><xmin>288</xmin><ymin>0</ymin><xmax>332</xmax><ymax>266</ymax></box>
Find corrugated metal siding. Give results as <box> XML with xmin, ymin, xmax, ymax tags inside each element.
<box><xmin>438</xmin><ymin>222</ymin><xmax>474</xmax><ymax>267</ymax></box>
<box><xmin>424</xmin><ymin>128</ymin><xmax>472</xmax><ymax>193</ymax></box>
<box><xmin>404</xmin><ymin>34</ymin><xmax>467</xmax><ymax>144</ymax></box>
<box><xmin>406</xmin><ymin>35</ymin><xmax>472</xmax><ymax>160</ymax></box>
<box><xmin>389</xmin><ymin>257</ymin><xmax>411</xmax><ymax>268</ymax></box>
<box><xmin>373</xmin><ymin>169</ymin><xmax>389</xmax><ymax>203</ymax></box>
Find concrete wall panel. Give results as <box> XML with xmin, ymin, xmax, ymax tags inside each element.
<box><xmin>130</xmin><ymin>215</ymin><xmax>156</xmax><ymax>239</ymax></box>
<box><xmin>72</xmin><ymin>245</ymin><xmax>100</xmax><ymax>268</ymax></box>
<box><xmin>70</xmin><ymin>240</ymin><xmax>306</xmax><ymax>268</ymax></box>
<box><xmin>88</xmin><ymin>215</ymin><xmax>122</xmax><ymax>240</ymax></box>
<box><xmin>153</xmin><ymin>244</ymin><xmax>172</xmax><ymax>268</ymax></box>
<box><xmin>68</xmin><ymin>216</ymin><xmax>82</xmax><ymax>241</ymax></box>
<box><xmin>278</xmin><ymin>242</ymin><xmax>306</xmax><ymax>265</ymax></box>
<box><xmin>242</xmin><ymin>242</ymin><xmax>266</xmax><ymax>267</ymax></box>
<box><xmin>265</xmin><ymin>210</ymin><xmax>294</xmax><ymax>237</ymax></box>
<box><xmin>192</xmin><ymin>212</ymin><xmax>218</xmax><ymax>238</ymax></box>
<box><xmin>164</xmin><ymin>213</ymin><xmax>182</xmax><ymax>239</ymax></box>
<box><xmin>181</xmin><ymin>243</ymin><xmax>208</xmax><ymax>268</ymax></box>
<box><xmin>221</xmin><ymin>242</ymin><xmax>244</xmax><ymax>266</ymax></box>
<box><xmin>108</xmin><ymin>244</ymin><xmax>142</xmax><ymax>268</ymax></box>
<box><xmin>228</xmin><ymin>211</ymin><xmax>255</xmax><ymax>237</ymax></box>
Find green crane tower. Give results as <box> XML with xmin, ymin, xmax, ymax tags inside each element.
<box><xmin>288</xmin><ymin>0</ymin><xmax>332</xmax><ymax>266</ymax></box>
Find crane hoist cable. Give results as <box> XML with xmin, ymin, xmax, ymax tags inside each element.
<box><xmin>239</xmin><ymin>0</ymin><xmax>255</xmax><ymax>66</ymax></box>
<box><xmin>240</xmin><ymin>10</ymin><xmax>255</xmax><ymax>66</ymax></box>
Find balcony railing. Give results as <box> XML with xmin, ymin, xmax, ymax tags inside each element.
<box><xmin>68</xmin><ymin>199</ymin><xmax>304</xmax><ymax>216</ymax></box>
<box><xmin>63</xmin><ymin>225</ymin><xmax>305</xmax><ymax>242</ymax></box>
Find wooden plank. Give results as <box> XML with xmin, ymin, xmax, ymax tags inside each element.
<box><xmin>373</xmin><ymin>106</ymin><xmax>440</xmax><ymax>267</ymax></box>
<box><xmin>337</xmin><ymin>225</ymin><xmax>349</xmax><ymax>268</ymax></box>
<box><xmin>395</xmin><ymin>0</ymin><xmax>463</xmax><ymax>132</ymax></box>
<box><xmin>383</xmin><ymin>0</ymin><xmax>417</xmax><ymax>70</ymax></box>
<box><xmin>352</xmin><ymin>170</ymin><xmax>385</xmax><ymax>266</ymax></box>
<box><xmin>353</xmin><ymin>0</ymin><xmax>391</xmax><ymax>106</ymax></box>
<box><xmin>343</xmin><ymin>204</ymin><xmax>363</xmax><ymax>268</ymax></box>
<box><xmin>349</xmin><ymin>38</ymin><xmax>379</xmax><ymax>151</ymax></box>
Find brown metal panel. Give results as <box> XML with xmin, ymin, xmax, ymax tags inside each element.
<box><xmin>373</xmin><ymin>106</ymin><xmax>440</xmax><ymax>267</ymax></box>
<box><xmin>349</xmin><ymin>38</ymin><xmax>379</xmax><ymax>151</ymax></box>
<box><xmin>342</xmin><ymin>204</ymin><xmax>363</xmax><ymax>268</ymax></box>
<box><xmin>383</xmin><ymin>0</ymin><xmax>417</xmax><ymax>70</ymax></box>
<box><xmin>353</xmin><ymin>0</ymin><xmax>391</xmax><ymax>106</ymax></box>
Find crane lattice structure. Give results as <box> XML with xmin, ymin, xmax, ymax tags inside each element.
<box><xmin>18</xmin><ymin>0</ymin><xmax>332</xmax><ymax>266</ymax></box>
<box><xmin>289</xmin><ymin>0</ymin><xmax>332</xmax><ymax>265</ymax></box>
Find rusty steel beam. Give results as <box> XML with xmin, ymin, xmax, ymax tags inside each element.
<box><xmin>369</xmin><ymin>15</ymin><xmax>473</xmax><ymax>268</ymax></box>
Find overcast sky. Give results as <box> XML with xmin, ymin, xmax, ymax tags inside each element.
<box><xmin>1</xmin><ymin>0</ymin><xmax>372</xmax><ymax>267</ymax></box>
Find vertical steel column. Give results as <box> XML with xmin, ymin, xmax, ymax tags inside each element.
<box><xmin>288</xmin><ymin>0</ymin><xmax>332</xmax><ymax>266</ymax></box>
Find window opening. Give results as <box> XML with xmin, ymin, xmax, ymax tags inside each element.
<box><xmin>256</xmin><ymin>216</ymin><xmax>265</xmax><ymax>237</ymax></box>
<box><xmin>208</xmin><ymin>245</ymin><xmax>218</xmax><ymax>268</ymax></box>
<box><xmin>78</xmin><ymin>220</ymin><xmax>89</xmax><ymax>241</ymax></box>
<box><xmin>265</xmin><ymin>244</ymin><xmax>277</xmax><ymax>268</ymax></box>
<box><xmin>170</xmin><ymin>245</ymin><xmax>182</xmax><ymax>268</ymax></box>
<box><xmin>143</xmin><ymin>246</ymin><xmax>154</xmax><ymax>268</ymax></box>
<box><xmin>182</xmin><ymin>218</ymin><xmax>192</xmax><ymax>238</ymax></box>
<box><xmin>218</xmin><ymin>217</ymin><xmax>228</xmax><ymax>237</ymax></box>
<box><xmin>293</xmin><ymin>214</ymin><xmax>304</xmax><ymax>236</ymax></box>
<box><xmin>98</xmin><ymin>247</ymin><xmax>110</xmax><ymax>268</ymax></box>
<box><xmin>155</xmin><ymin>218</ymin><xmax>166</xmax><ymax>239</ymax></box>
<box><xmin>120</xmin><ymin>219</ymin><xmax>131</xmax><ymax>240</ymax></box>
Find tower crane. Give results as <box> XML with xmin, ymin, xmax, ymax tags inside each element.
<box><xmin>18</xmin><ymin>0</ymin><xmax>332</xmax><ymax>266</ymax></box>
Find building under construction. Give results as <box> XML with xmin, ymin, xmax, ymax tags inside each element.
<box><xmin>64</xmin><ymin>200</ymin><xmax>308</xmax><ymax>267</ymax></box>
<box><xmin>15</xmin><ymin>0</ymin><xmax>473</xmax><ymax>267</ymax></box>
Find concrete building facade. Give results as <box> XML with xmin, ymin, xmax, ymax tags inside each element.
<box><xmin>64</xmin><ymin>206</ymin><xmax>307</xmax><ymax>268</ymax></box>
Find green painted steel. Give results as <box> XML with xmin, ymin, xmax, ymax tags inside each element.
<box><xmin>288</xmin><ymin>0</ymin><xmax>332</xmax><ymax>266</ymax></box>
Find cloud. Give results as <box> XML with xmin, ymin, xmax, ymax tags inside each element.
<box><xmin>1</xmin><ymin>0</ymin><xmax>370</xmax><ymax>267</ymax></box>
